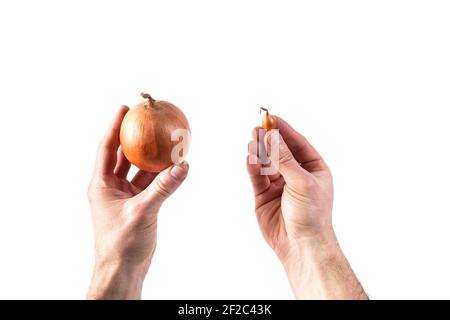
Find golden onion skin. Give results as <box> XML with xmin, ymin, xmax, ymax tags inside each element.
<box><xmin>261</xmin><ymin>107</ymin><xmax>277</xmax><ymax>130</ymax></box>
<box><xmin>120</xmin><ymin>94</ymin><xmax>190</xmax><ymax>173</ymax></box>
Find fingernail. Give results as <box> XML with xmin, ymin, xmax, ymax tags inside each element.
<box><xmin>170</xmin><ymin>161</ymin><xmax>189</xmax><ymax>180</ymax></box>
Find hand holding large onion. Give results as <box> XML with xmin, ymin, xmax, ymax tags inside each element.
<box><xmin>120</xmin><ymin>93</ymin><xmax>191</xmax><ymax>172</ymax></box>
<box><xmin>260</xmin><ymin>107</ymin><xmax>277</xmax><ymax>130</ymax></box>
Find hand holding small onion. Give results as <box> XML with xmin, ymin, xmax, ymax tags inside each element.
<box><xmin>247</xmin><ymin>110</ymin><xmax>367</xmax><ymax>300</ymax></box>
<box><xmin>87</xmin><ymin>93</ymin><xmax>190</xmax><ymax>300</ymax></box>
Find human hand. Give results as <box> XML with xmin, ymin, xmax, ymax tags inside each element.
<box><xmin>87</xmin><ymin>106</ymin><xmax>189</xmax><ymax>300</ymax></box>
<box><xmin>247</xmin><ymin>116</ymin><xmax>366</xmax><ymax>299</ymax></box>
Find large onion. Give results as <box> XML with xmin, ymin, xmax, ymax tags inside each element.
<box><xmin>120</xmin><ymin>93</ymin><xmax>190</xmax><ymax>172</ymax></box>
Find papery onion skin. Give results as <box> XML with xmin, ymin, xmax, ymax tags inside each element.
<box><xmin>120</xmin><ymin>93</ymin><xmax>190</xmax><ymax>173</ymax></box>
<box><xmin>260</xmin><ymin>107</ymin><xmax>277</xmax><ymax>130</ymax></box>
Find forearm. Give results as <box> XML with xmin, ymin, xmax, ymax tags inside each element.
<box><xmin>87</xmin><ymin>260</ymin><xmax>146</xmax><ymax>300</ymax></box>
<box><xmin>283</xmin><ymin>233</ymin><xmax>368</xmax><ymax>300</ymax></box>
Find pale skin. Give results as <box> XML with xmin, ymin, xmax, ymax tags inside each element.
<box><xmin>87</xmin><ymin>106</ymin><xmax>189</xmax><ymax>299</ymax></box>
<box><xmin>88</xmin><ymin>107</ymin><xmax>367</xmax><ymax>300</ymax></box>
<box><xmin>247</xmin><ymin>116</ymin><xmax>368</xmax><ymax>299</ymax></box>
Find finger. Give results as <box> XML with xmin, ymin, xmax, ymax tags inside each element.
<box><xmin>257</xmin><ymin>153</ymin><xmax>282</xmax><ymax>182</ymax></box>
<box><xmin>274</xmin><ymin>116</ymin><xmax>328</xmax><ymax>172</ymax></box>
<box><xmin>95</xmin><ymin>105</ymin><xmax>129</xmax><ymax>176</ymax></box>
<box><xmin>134</xmin><ymin>161</ymin><xmax>190</xmax><ymax>211</ymax></box>
<box><xmin>114</xmin><ymin>147</ymin><xmax>131</xmax><ymax>179</ymax></box>
<box><xmin>252</xmin><ymin>126</ymin><xmax>264</xmax><ymax>140</ymax></box>
<box><xmin>264</xmin><ymin>130</ymin><xmax>311</xmax><ymax>188</ymax></box>
<box><xmin>251</xmin><ymin>126</ymin><xmax>270</xmax><ymax>165</ymax></box>
<box><xmin>131</xmin><ymin>170</ymin><xmax>158</xmax><ymax>190</ymax></box>
<box><xmin>246</xmin><ymin>153</ymin><xmax>271</xmax><ymax>197</ymax></box>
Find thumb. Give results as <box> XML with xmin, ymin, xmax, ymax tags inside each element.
<box><xmin>265</xmin><ymin>130</ymin><xmax>310</xmax><ymax>188</ymax></box>
<box><xmin>136</xmin><ymin>161</ymin><xmax>189</xmax><ymax>211</ymax></box>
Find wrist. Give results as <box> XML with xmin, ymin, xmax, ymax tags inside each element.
<box><xmin>87</xmin><ymin>259</ymin><xmax>147</xmax><ymax>300</ymax></box>
<box><xmin>282</xmin><ymin>230</ymin><xmax>342</xmax><ymax>299</ymax></box>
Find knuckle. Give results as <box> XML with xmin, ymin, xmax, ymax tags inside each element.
<box><xmin>152</xmin><ymin>179</ymin><xmax>172</xmax><ymax>199</ymax></box>
<box><xmin>279</xmin><ymin>147</ymin><xmax>294</xmax><ymax>164</ymax></box>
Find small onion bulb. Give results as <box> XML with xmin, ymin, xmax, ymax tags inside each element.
<box><xmin>260</xmin><ymin>107</ymin><xmax>277</xmax><ymax>130</ymax></box>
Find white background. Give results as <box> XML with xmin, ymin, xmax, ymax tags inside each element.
<box><xmin>0</xmin><ymin>0</ymin><xmax>449</xmax><ymax>299</ymax></box>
